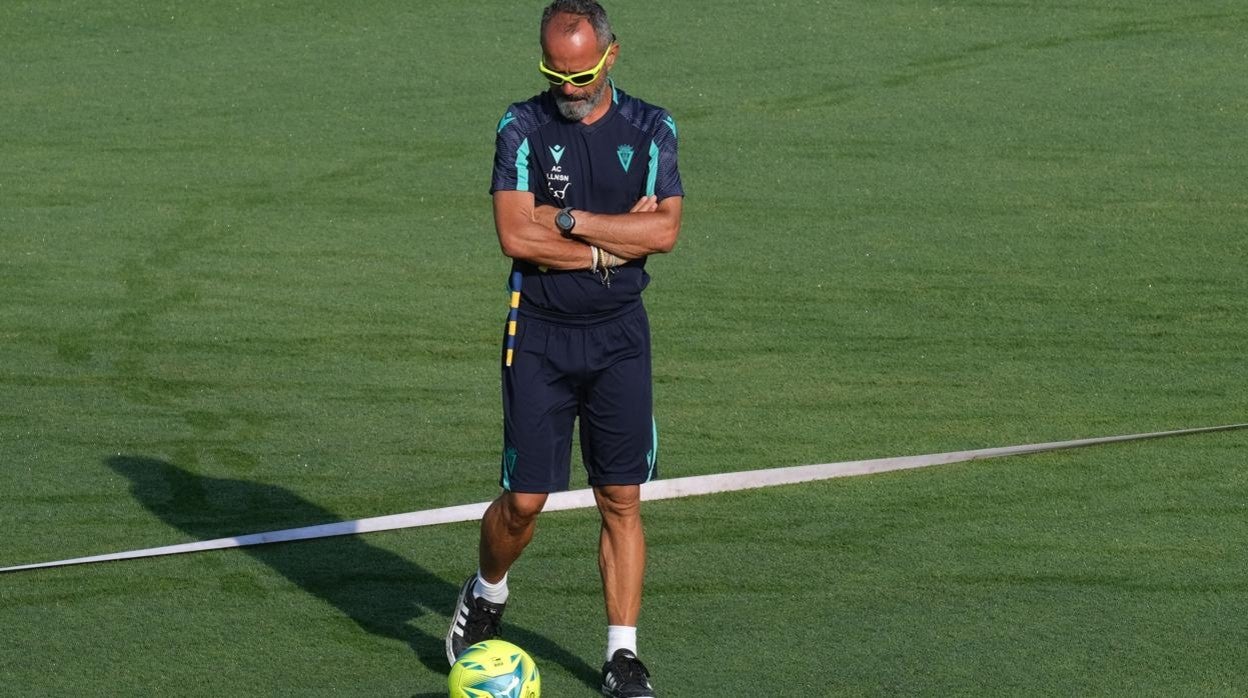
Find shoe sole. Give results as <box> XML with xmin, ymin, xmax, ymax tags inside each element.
<box><xmin>601</xmin><ymin>687</ymin><xmax>656</xmax><ymax>698</ymax></box>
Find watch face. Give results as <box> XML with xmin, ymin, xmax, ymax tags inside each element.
<box><xmin>557</xmin><ymin>210</ymin><xmax>574</xmax><ymax>231</ymax></box>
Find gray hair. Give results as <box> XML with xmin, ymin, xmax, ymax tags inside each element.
<box><xmin>540</xmin><ymin>0</ymin><xmax>614</xmax><ymax>50</ymax></box>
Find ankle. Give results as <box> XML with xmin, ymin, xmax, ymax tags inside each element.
<box><xmin>473</xmin><ymin>571</ymin><xmax>509</xmax><ymax>604</ymax></box>
<box><xmin>606</xmin><ymin>625</ymin><xmax>637</xmax><ymax>662</ymax></box>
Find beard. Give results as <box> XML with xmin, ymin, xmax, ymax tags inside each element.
<box><xmin>553</xmin><ymin>76</ymin><xmax>610</xmax><ymax>121</ymax></box>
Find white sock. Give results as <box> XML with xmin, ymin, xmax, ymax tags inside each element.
<box><xmin>473</xmin><ymin>571</ymin><xmax>509</xmax><ymax>604</ymax></box>
<box><xmin>606</xmin><ymin>625</ymin><xmax>637</xmax><ymax>661</ymax></box>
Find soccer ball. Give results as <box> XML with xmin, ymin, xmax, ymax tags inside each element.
<box><xmin>448</xmin><ymin>640</ymin><xmax>541</xmax><ymax>698</ymax></box>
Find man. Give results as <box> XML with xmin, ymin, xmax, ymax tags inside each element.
<box><xmin>445</xmin><ymin>1</ymin><xmax>683</xmax><ymax>696</ymax></box>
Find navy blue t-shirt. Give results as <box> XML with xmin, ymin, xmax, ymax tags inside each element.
<box><xmin>490</xmin><ymin>84</ymin><xmax>684</xmax><ymax>318</ymax></box>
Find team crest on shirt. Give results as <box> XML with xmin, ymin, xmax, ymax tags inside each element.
<box><xmin>616</xmin><ymin>144</ymin><xmax>635</xmax><ymax>172</ymax></box>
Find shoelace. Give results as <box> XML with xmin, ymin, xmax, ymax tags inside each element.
<box><xmin>464</xmin><ymin>597</ymin><xmax>504</xmax><ymax>639</ymax></box>
<box><xmin>609</xmin><ymin>652</ymin><xmax>651</xmax><ymax>686</ymax></box>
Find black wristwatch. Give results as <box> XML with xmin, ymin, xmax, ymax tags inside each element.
<box><xmin>555</xmin><ymin>207</ymin><xmax>576</xmax><ymax>237</ymax></box>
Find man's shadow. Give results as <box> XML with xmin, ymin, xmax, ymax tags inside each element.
<box><xmin>105</xmin><ymin>455</ymin><xmax>599</xmax><ymax>690</ymax></box>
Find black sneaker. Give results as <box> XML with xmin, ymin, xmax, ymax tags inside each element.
<box><xmin>601</xmin><ymin>649</ymin><xmax>656</xmax><ymax>697</ymax></box>
<box><xmin>445</xmin><ymin>574</ymin><xmax>506</xmax><ymax>665</ymax></box>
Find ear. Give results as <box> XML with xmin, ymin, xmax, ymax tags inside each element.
<box><xmin>605</xmin><ymin>43</ymin><xmax>619</xmax><ymax>71</ymax></box>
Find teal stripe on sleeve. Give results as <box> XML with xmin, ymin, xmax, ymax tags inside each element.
<box><xmin>645</xmin><ymin>140</ymin><xmax>660</xmax><ymax>196</ymax></box>
<box><xmin>515</xmin><ymin>138</ymin><xmax>531</xmax><ymax>192</ymax></box>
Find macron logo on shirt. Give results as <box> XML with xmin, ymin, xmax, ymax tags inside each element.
<box><xmin>497</xmin><ymin>111</ymin><xmax>517</xmax><ymax>133</ymax></box>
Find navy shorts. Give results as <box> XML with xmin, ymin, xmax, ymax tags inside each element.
<box><xmin>500</xmin><ymin>304</ymin><xmax>658</xmax><ymax>493</ymax></box>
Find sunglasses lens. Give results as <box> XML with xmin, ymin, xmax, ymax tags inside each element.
<box><xmin>541</xmin><ymin>71</ymin><xmax>596</xmax><ymax>87</ymax></box>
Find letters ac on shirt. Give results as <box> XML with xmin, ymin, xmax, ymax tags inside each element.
<box><xmin>490</xmin><ymin>85</ymin><xmax>684</xmax><ymax>317</ymax></box>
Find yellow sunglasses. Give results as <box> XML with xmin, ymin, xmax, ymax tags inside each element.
<box><xmin>539</xmin><ymin>42</ymin><xmax>616</xmax><ymax>87</ymax></box>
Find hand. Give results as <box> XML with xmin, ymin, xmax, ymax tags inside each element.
<box><xmin>629</xmin><ymin>195</ymin><xmax>658</xmax><ymax>213</ymax></box>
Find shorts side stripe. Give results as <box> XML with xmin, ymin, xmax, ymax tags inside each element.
<box><xmin>646</xmin><ymin>417</ymin><xmax>658</xmax><ymax>482</ymax></box>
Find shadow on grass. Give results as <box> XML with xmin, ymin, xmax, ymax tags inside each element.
<box><xmin>104</xmin><ymin>455</ymin><xmax>599</xmax><ymax>690</ymax></box>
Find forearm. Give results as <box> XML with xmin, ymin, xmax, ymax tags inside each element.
<box><xmin>499</xmin><ymin>219</ymin><xmax>594</xmax><ymax>270</ymax></box>
<box><xmin>573</xmin><ymin>210</ymin><xmax>676</xmax><ymax>259</ymax></box>
<box><xmin>495</xmin><ymin>190</ymin><xmax>594</xmax><ymax>270</ymax></box>
<box><xmin>536</xmin><ymin>198</ymin><xmax>682</xmax><ymax>260</ymax></box>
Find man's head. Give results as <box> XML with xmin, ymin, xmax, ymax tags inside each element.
<box><xmin>539</xmin><ymin>0</ymin><xmax>617</xmax><ymax>122</ymax></box>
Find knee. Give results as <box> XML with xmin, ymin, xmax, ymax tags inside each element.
<box><xmin>499</xmin><ymin>492</ymin><xmax>547</xmax><ymax>529</ymax></box>
<box><xmin>595</xmin><ymin>485</ymin><xmax>641</xmax><ymax>522</ymax></box>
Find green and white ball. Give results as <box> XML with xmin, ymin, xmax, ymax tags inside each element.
<box><xmin>448</xmin><ymin>640</ymin><xmax>541</xmax><ymax>698</ymax></box>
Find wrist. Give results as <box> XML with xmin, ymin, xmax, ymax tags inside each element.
<box><xmin>556</xmin><ymin>207</ymin><xmax>576</xmax><ymax>238</ymax></box>
<box><xmin>598</xmin><ymin>248</ymin><xmax>625</xmax><ymax>268</ymax></box>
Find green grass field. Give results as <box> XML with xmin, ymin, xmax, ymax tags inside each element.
<box><xmin>3</xmin><ymin>1</ymin><xmax>1246</xmax><ymax>695</ymax></box>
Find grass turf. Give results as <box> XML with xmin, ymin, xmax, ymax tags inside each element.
<box><xmin>2</xmin><ymin>0</ymin><xmax>1246</xmax><ymax>695</ymax></box>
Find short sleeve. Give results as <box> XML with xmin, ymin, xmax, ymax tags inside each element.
<box><xmin>490</xmin><ymin>107</ymin><xmax>535</xmax><ymax>194</ymax></box>
<box><xmin>647</xmin><ymin>111</ymin><xmax>684</xmax><ymax>200</ymax></box>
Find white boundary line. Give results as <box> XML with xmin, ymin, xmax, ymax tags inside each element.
<box><xmin>2</xmin><ymin>423</ymin><xmax>1244</xmax><ymax>574</ymax></box>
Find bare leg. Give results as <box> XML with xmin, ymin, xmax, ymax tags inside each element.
<box><xmin>594</xmin><ymin>484</ymin><xmax>646</xmax><ymax>626</ymax></box>
<box><xmin>479</xmin><ymin>491</ymin><xmax>548</xmax><ymax>583</ymax></box>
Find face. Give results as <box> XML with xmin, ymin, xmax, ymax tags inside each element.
<box><xmin>540</xmin><ymin>15</ymin><xmax>616</xmax><ymax>122</ymax></box>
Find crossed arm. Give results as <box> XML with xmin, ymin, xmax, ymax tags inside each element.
<box><xmin>493</xmin><ymin>190</ymin><xmax>683</xmax><ymax>270</ymax></box>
